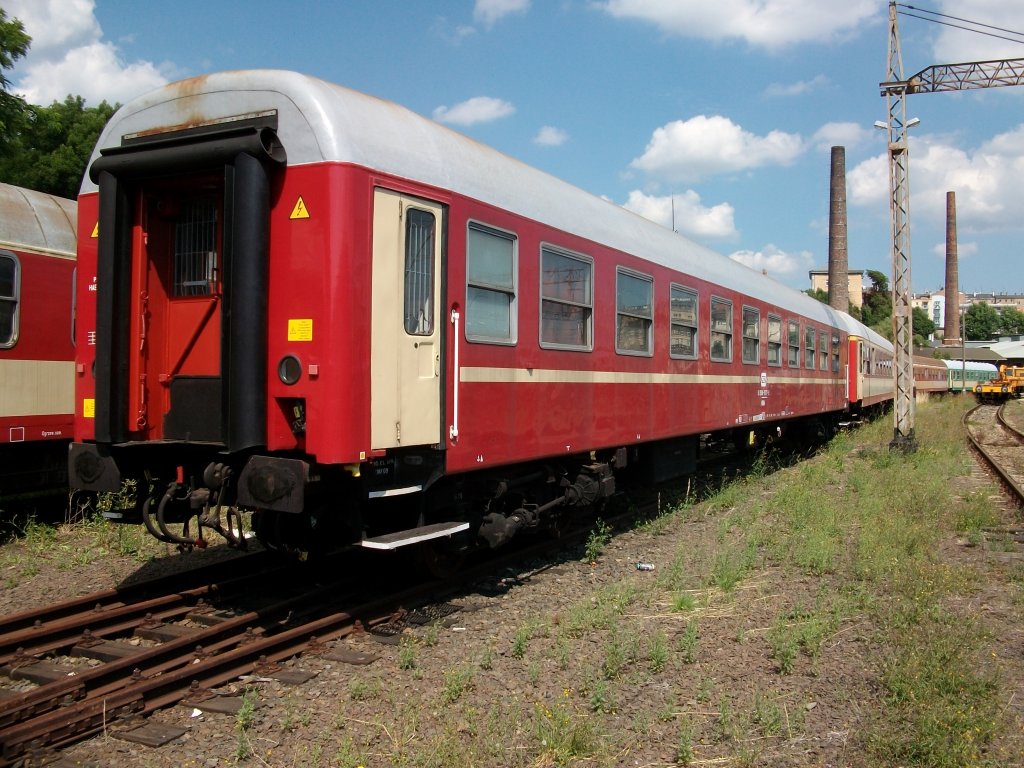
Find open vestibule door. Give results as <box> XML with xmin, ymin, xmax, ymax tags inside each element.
<box><xmin>129</xmin><ymin>178</ymin><xmax>225</xmax><ymax>442</ymax></box>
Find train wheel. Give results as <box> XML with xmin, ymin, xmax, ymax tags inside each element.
<box><xmin>415</xmin><ymin>536</ymin><xmax>467</xmax><ymax>580</ymax></box>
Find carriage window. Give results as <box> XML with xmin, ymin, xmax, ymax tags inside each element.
<box><xmin>0</xmin><ymin>251</ymin><xmax>18</xmax><ymax>347</ymax></box>
<box><xmin>540</xmin><ymin>246</ymin><xmax>592</xmax><ymax>350</ymax></box>
<box><xmin>404</xmin><ymin>208</ymin><xmax>436</xmax><ymax>335</ymax></box>
<box><xmin>173</xmin><ymin>199</ymin><xmax>218</xmax><ymax>297</ymax></box>
<box><xmin>710</xmin><ymin>297</ymin><xmax>732</xmax><ymax>362</ymax></box>
<box><xmin>616</xmin><ymin>269</ymin><xmax>653</xmax><ymax>355</ymax></box>
<box><xmin>819</xmin><ymin>331</ymin><xmax>829</xmax><ymax>370</ymax></box>
<box><xmin>742</xmin><ymin>307</ymin><xmax>759</xmax><ymax>364</ymax></box>
<box><xmin>767</xmin><ymin>314</ymin><xmax>782</xmax><ymax>367</ymax></box>
<box><xmin>804</xmin><ymin>326</ymin><xmax>816</xmax><ymax>369</ymax></box>
<box><xmin>670</xmin><ymin>285</ymin><xmax>698</xmax><ymax>359</ymax></box>
<box><xmin>831</xmin><ymin>333</ymin><xmax>841</xmax><ymax>373</ymax></box>
<box><xmin>466</xmin><ymin>223</ymin><xmax>517</xmax><ymax>343</ymax></box>
<box><xmin>787</xmin><ymin>320</ymin><xmax>799</xmax><ymax>367</ymax></box>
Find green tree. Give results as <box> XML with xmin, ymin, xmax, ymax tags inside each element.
<box><xmin>805</xmin><ymin>287</ymin><xmax>829</xmax><ymax>304</ymax></box>
<box><xmin>964</xmin><ymin>302</ymin><xmax>1001</xmax><ymax>341</ymax></box>
<box><xmin>0</xmin><ymin>95</ymin><xmax>117</xmax><ymax>198</ymax></box>
<box><xmin>0</xmin><ymin>8</ymin><xmax>30</xmax><ymax>151</ymax></box>
<box><xmin>912</xmin><ymin>306</ymin><xmax>935</xmax><ymax>344</ymax></box>
<box><xmin>999</xmin><ymin>306</ymin><xmax>1024</xmax><ymax>336</ymax></box>
<box><xmin>805</xmin><ymin>287</ymin><xmax>863</xmax><ymax>318</ymax></box>
<box><xmin>861</xmin><ymin>269</ymin><xmax>892</xmax><ymax>329</ymax></box>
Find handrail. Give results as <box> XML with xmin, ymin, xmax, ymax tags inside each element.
<box><xmin>449</xmin><ymin>308</ymin><xmax>460</xmax><ymax>441</ymax></box>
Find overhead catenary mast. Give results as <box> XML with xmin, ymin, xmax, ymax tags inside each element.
<box><xmin>878</xmin><ymin>1</ymin><xmax>1024</xmax><ymax>452</ymax></box>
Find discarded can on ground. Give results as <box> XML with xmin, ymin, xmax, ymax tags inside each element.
<box><xmin>636</xmin><ymin>562</ymin><xmax>655</xmax><ymax>571</ymax></box>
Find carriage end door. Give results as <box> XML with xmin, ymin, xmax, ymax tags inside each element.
<box><xmin>370</xmin><ymin>189</ymin><xmax>444</xmax><ymax>450</ymax></box>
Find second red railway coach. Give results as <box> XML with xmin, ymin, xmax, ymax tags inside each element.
<box><xmin>69</xmin><ymin>70</ymin><xmax>873</xmax><ymax>552</ymax></box>
<box><xmin>0</xmin><ymin>182</ymin><xmax>77</xmax><ymax>507</ymax></box>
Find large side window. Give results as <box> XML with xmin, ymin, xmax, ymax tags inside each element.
<box><xmin>540</xmin><ymin>245</ymin><xmax>592</xmax><ymax>350</ymax></box>
<box><xmin>767</xmin><ymin>314</ymin><xmax>782</xmax><ymax>367</ymax></box>
<box><xmin>831</xmin><ymin>333</ymin><xmax>841</xmax><ymax>373</ymax></box>
<box><xmin>0</xmin><ymin>251</ymin><xmax>18</xmax><ymax>348</ymax></box>
<box><xmin>466</xmin><ymin>222</ymin><xmax>517</xmax><ymax>343</ymax></box>
<box><xmin>804</xmin><ymin>325</ymin><xmax>816</xmax><ymax>369</ymax></box>
<box><xmin>710</xmin><ymin>297</ymin><xmax>732</xmax><ymax>362</ymax></box>
<box><xmin>616</xmin><ymin>268</ymin><xmax>653</xmax><ymax>356</ymax></box>
<box><xmin>670</xmin><ymin>285</ymin><xmax>698</xmax><ymax>359</ymax></box>
<box><xmin>819</xmin><ymin>331</ymin><xmax>829</xmax><ymax>370</ymax></box>
<box><xmin>787</xmin><ymin>320</ymin><xmax>800</xmax><ymax>367</ymax></box>
<box><xmin>742</xmin><ymin>306</ymin><xmax>759</xmax><ymax>364</ymax></box>
<box><xmin>404</xmin><ymin>208</ymin><xmax>436</xmax><ymax>336</ymax></box>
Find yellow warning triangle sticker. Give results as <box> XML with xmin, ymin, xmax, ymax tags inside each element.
<box><xmin>289</xmin><ymin>197</ymin><xmax>310</xmax><ymax>219</ymax></box>
<box><xmin>90</xmin><ymin>222</ymin><xmax>99</xmax><ymax>238</ymax></box>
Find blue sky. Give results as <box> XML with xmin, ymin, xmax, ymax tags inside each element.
<box><xmin>6</xmin><ymin>0</ymin><xmax>1024</xmax><ymax>295</ymax></box>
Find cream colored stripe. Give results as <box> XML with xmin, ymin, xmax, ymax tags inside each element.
<box><xmin>0</xmin><ymin>241</ymin><xmax>75</xmax><ymax>260</ymax></box>
<box><xmin>459</xmin><ymin>366</ymin><xmax>840</xmax><ymax>387</ymax></box>
<box><xmin>0</xmin><ymin>360</ymin><xmax>74</xmax><ymax>417</ymax></box>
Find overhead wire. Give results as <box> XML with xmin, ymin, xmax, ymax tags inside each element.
<box><xmin>896</xmin><ymin>4</ymin><xmax>1024</xmax><ymax>49</ymax></box>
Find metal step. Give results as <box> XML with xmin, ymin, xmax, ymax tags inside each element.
<box><xmin>359</xmin><ymin>521</ymin><xmax>469</xmax><ymax>550</ymax></box>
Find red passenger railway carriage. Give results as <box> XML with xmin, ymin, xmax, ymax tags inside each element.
<box><xmin>0</xmin><ymin>183</ymin><xmax>76</xmax><ymax>507</ymax></box>
<box><xmin>70</xmin><ymin>70</ymin><xmax>868</xmax><ymax>552</ymax></box>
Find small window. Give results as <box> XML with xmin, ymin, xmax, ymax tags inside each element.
<box><xmin>804</xmin><ymin>326</ymin><xmax>816</xmax><ymax>369</ymax></box>
<box><xmin>404</xmin><ymin>208</ymin><xmax>436</xmax><ymax>335</ymax></box>
<box><xmin>172</xmin><ymin>198</ymin><xmax>218</xmax><ymax>297</ymax></box>
<box><xmin>670</xmin><ymin>285</ymin><xmax>698</xmax><ymax>359</ymax></box>
<box><xmin>0</xmin><ymin>251</ymin><xmax>18</xmax><ymax>347</ymax></box>
<box><xmin>831</xmin><ymin>333</ymin><xmax>841</xmax><ymax>373</ymax></box>
<box><xmin>540</xmin><ymin>245</ymin><xmax>592</xmax><ymax>350</ymax></box>
<box><xmin>767</xmin><ymin>314</ymin><xmax>782</xmax><ymax>367</ymax></box>
<box><xmin>787</xmin><ymin>320</ymin><xmax>799</xmax><ymax>367</ymax></box>
<box><xmin>710</xmin><ymin>297</ymin><xmax>732</xmax><ymax>362</ymax></box>
<box><xmin>616</xmin><ymin>269</ymin><xmax>653</xmax><ymax>355</ymax></box>
<box><xmin>466</xmin><ymin>222</ymin><xmax>517</xmax><ymax>343</ymax></box>
<box><xmin>819</xmin><ymin>331</ymin><xmax>829</xmax><ymax>370</ymax></box>
<box><xmin>742</xmin><ymin>307</ymin><xmax>759</xmax><ymax>364</ymax></box>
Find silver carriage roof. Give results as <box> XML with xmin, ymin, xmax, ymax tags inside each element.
<box><xmin>942</xmin><ymin>359</ymin><xmax>997</xmax><ymax>372</ymax></box>
<box><xmin>83</xmin><ymin>69</ymin><xmax>856</xmax><ymax>331</ymax></box>
<box><xmin>0</xmin><ymin>182</ymin><xmax>76</xmax><ymax>259</ymax></box>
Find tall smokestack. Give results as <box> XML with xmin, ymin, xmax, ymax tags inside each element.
<box><xmin>944</xmin><ymin>191</ymin><xmax>961</xmax><ymax>345</ymax></box>
<box><xmin>828</xmin><ymin>146</ymin><xmax>849</xmax><ymax>312</ymax></box>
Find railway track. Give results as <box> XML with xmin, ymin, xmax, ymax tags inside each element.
<box><xmin>0</xmin><ymin>506</ymin><xmax>642</xmax><ymax>766</ymax></box>
<box><xmin>0</xmin><ymin>440</ymin><xmax>778</xmax><ymax>766</ymax></box>
<box><xmin>0</xmin><ymin>549</ymin><xmax>421</xmax><ymax>767</ymax></box>
<box><xmin>963</xmin><ymin>402</ymin><xmax>1024</xmax><ymax>506</ymax></box>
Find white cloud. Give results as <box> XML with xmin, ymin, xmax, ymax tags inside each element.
<box><xmin>848</xmin><ymin>125</ymin><xmax>1024</xmax><ymax>233</ymax></box>
<box><xmin>4</xmin><ymin>0</ymin><xmax>99</xmax><ymax>58</ymax></box>
<box><xmin>598</xmin><ymin>0</ymin><xmax>879</xmax><ymax>50</ymax></box>
<box><xmin>930</xmin><ymin>1</ymin><xmax>1024</xmax><ymax>64</ymax></box>
<box><xmin>534</xmin><ymin>126</ymin><xmax>569</xmax><ymax>146</ymax></box>
<box><xmin>729</xmin><ymin>244</ymin><xmax>814</xmax><ymax>278</ymax></box>
<box><xmin>811</xmin><ymin>122</ymin><xmax>873</xmax><ymax>152</ymax></box>
<box><xmin>16</xmin><ymin>42</ymin><xmax>167</xmax><ymax>106</ymax></box>
<box><xmin>764</xmin><ymin>74</ymin><xmax>829</xmax><ymax>97</ymax></box>
<box><xmin>630</xmin><ymin>115</ymin><xmax>804</xmax><ymax>183</ymax></box>
<box><xmin>432</xmin><ymin>96</ymin><xmax>516</xmax><ymax>126</ymax></box>
<box><xmin>431</xmin><ymin>17</ymin><xmax>478</xmax><ymax>45</ymax></box>
<box><xmin>474</xmin><ymin>0</ymin><xmax>531</xmax><ymax>29</ymax></box>
<box><xmin>847</xmin><ymin>151</ymin><xmax>889</xmax><ymax>207</ymax></box>
<box><xmin>5</xmin><ymin>0</ymin><xmax>168</xmax><ymax>106</ymax></box>
<box><xmin>931</xmin><ymin>240</ymin><xmax>978</xmax><ymax>258</ymax></box>
<box><xmin>622</xmin><ymin>190</ymin><xmax>738</xmax><ymax>240</ymax></box>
